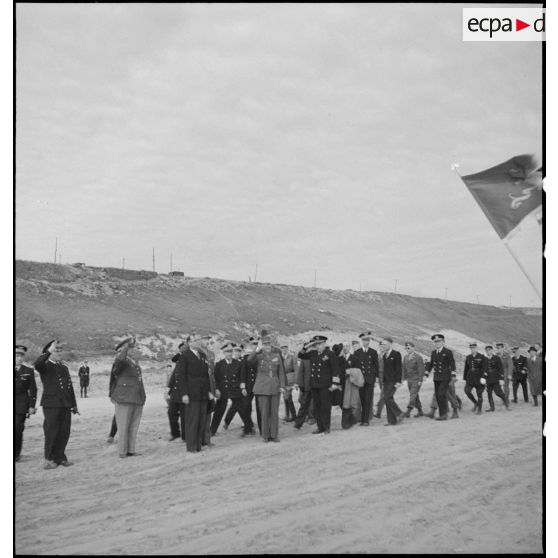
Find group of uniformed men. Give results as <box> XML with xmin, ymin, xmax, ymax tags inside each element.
<box><xmin>14</xmin><ymin>331</ymin><xmax>543</xmax><ymax>466</ymax></box>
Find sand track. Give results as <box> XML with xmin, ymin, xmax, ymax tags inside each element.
<box><xmin>15</xmin><ymin>382</ymin><xmax>543</xmax><ymax>555</ymax></box>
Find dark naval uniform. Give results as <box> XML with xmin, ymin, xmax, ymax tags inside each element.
<box><xmin>298</xmin><ymin>347</ymin><xmax>339</xmax><ymax>433</ymax></box>
<box><xmin>353</xmin><ymin>347</ymin><xmax>379</xmax><ymax>424</ymax></box>
<box><xmin>426</xmin><ymin>347</ymin><xmax>456</xmax><ymax>418</ymax></box>
<box><xmin>34</xmin><ymin>353</ymin><xmax>77</xmax><ymax>464</ymax></box>
<box><xmin>176</xmin><ymin>349</ymin><xmax>211</xmax><ymax>453</ymax></box>
<box><xmin>211</xmin><ymin>358</ymin><xmax>250</xmax><ymax>435</ymax></box>
<box><xmin>463</xmin><ymin>353</ymin><xmax>487</xmax><ymax>412</ymax></box>
<box><xmin>485</xmin><ymin>355</ymin><xmax>508</xmax><ymax>410</ymax></box>
<box><xmin>293</xmin><ymin>358</ymin><xmax>313</xmax><ymax>429</ymax></box>
<box><xmin>240</xmin><ymin>354</ymin><xmax>261</xmax><ymax>434</ymax></box>
<box><xmin>14</xmin><ymin>364</ymin><xmax>37</xmax><ymax>460</ymax></box>
<box><xmin>78</xmin><ymin>365</ymin><xmax>90</xmax><ymax>398</ymax></box>
<box><xmin>167</xmin><ymin>363</ymin><xmax>185</xmax><ymax>440</ymax></box>
<box><xmin>512</xmin><ymin>354</ymin><xmax>529</xmax><ymax>403</ymax></box>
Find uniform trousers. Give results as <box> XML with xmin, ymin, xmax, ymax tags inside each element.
<box><xmin>294</xmin><ymin>389</ymin><xmax>313</xmax><ymax>428</ymax></box>
<box><xmin>256</xmin><ymin>394</ymin><xmax>280</xmax><ymax>440</ymax></box>
<box><xmin>434</xmin><ymin>380</ymin><xmax>450</xmax><ymax>417</ymax></box>
<box><xmin>311</xmin><ymin>387</ymin><xmax>332</xmax><ymax>432</ymax></box>
<box><xmin>513</xmin><ymin>377</ymin><xmax>529</xmax><ymax>402</ymax></box>
<box><xmin>184</xmin><ymin>400</ymin><xmax>208</xmax><ymax>452</ymax></box>
<box><xmin>43</xmin><ymin>407</ymin><xmax>72</xmax><ymax>463</ymax></box>
<box><xmin>464</xmin><ymin>383</ymin><xmax>485</xmax><ymax>407</ymax></box>
<box><xmin>211</xmin><ymin>397</ymin><xmax>249</xmax><ymax>434</ymax></box>
<box><xmin>486</xmin><ymin>381</ymin><xmax>507</xmax><ymax>409</ymax></box>
<box><xmin>384</xmin><ymin>382</ymin><xmax>402</xmax><ymax>425</ymax></box>
<box><xmin>359</xmin><ymin>382</ymin><xmax>374</xmax><ymax>423</ymax></box>
<box><xmin>168</xmin><ymin>401</ymin><xmax>185</xmax><ymax>439</ymax></box>
<box><xmin>14</xmin><ymin>414</ymin><xmax>27</xmax><ymax>459</ymax></box>
<box><xmin>406</xmin><ymin>379</ymin><xmax>423</xmax><ymax>410</ymax></box>
<box><xmin>114</xmin><ymin>402</ymin><xmax>143</xmax><ymax>456</ymax></box>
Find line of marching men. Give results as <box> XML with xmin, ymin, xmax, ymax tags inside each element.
<box><xmin>14</xmin><ymin>332</ymin><xmax>543</xmax><ymax>468</ymax></box>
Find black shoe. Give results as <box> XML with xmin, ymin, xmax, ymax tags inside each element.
<box><xmin>168</xmin><ymin>436</ymin><xmax>180</xmax><ymax>442</ymax></box>
<box><xmin>451</xmin><ymin>409</ymin><xmax>459</xmax><ymax>419</ymax></box>
<box><xmin>126</xmin><ymin>452</ymin><xmax>141</xmax><ymax>457</ymax></box>
<box><xmin>294</xmin><ymin>423</ymin><xmax>302</xmax><ymax>430</ymax></box>
<box><xmin>270</xmin><ymin>438</ymin><xmax>280</xmax><ymax>442</ymax></box>
<box><xmin>58</xmin><ymin>460</ymin><xmax>74</xmax><ymax>467</ymax></box>
<box><xmin>435</xmin><ymin>415</ymin><xmax>448</xmax><ymax>421</ymax></box>
<box><xmin>311</xmin><ymin>429</ymin><xmax>323</xmax><ymax>434</ymax></box>
<box><xmin>359</xmin><ymin>422</ymin><xmax>370</xmax><ymax>427</ymax></box>
<box><xmin>284</xmin><ymin>417</ymin><xmax>294</xmax><ymax>423</ymax></box>
<box><xmin>323</xmin><ymin>429</ymin><xmax>331</xmax><ymax>434</ymax></box>
<box><xmin>15</xmin><ymin>456</ymin><xmax>21</xmax><ymax>463</ymax></box>
<box><xmin>486</xmin><ymin>408</ymin><xmax>495</xmax><ymax>413</ymax></box>
<box><xmin>223</xmin><ymin>424</ymin><xmax>229</xmax><ymax>430</ymax></box>
<box><xmin>373</xmin><ymin>413</ymin><xmax>381</xmax><ymax>419</ymax></box>
<box><xmin>397</xmin><ymin>414</ymin><xmax>405</xmax><ymax>423</ymax></box>
<box><xmin>415</xmin><ymin>409</ymin><xmax>424</xmax><ymax>417</ymax></box>
<box><xmin>403</xmin><ymin>409</ymin><xmax>411</xmax><ymax>418</ymax></box>
<box><xmin>426</xmin><ymin>410</ymin><xmax>436</xmax><ymax>419</ymax></box>
<box><xmin>513</xmin><ymin>399</ymin><xmax>518</xmax><ymax>403</ymax></box>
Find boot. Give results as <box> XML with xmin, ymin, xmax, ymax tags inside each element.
<box><xmin>287</xmin><ymin>400</ymin><xmax>297</xmax><ymax>421</ymax></box>
<box><xmin>471</xmin><ymin>402</ymin><xmax>477</xmax><ymax>413</ymax></box>
<box><xmin>435</xmin><ymin>415</ymin><xmax>448</xmax><ymax>421</ymax></box>
<box><xmin>414</xmin><ymin>408</ymin><xmax>424</xmax><ymax>418</ymax></box>
<box><xmin>404</xmin><ymin>408</ymin><xmax>412</xmax><ymax>418</ymax></box>
<box><xmin>476</xmin><ymin>405</ymin><xmax>482</xmax><ymax>415</ymax></box>
<box><xmin>533</xmin><ymin>396</ymin><xmax>538</xmax><ymax>407</ymax></box>
<box><xmin>451</xmin><ymin>408</ymin><xmax>459</xmax><ymax>419</ymax></box>
<box><xmin>426</xmin><ymin>409</ymin><xmax>436</xmax><ymax>419</ymax></box>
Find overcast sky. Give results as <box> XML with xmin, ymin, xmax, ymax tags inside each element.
<box><xmin>15</xmin><ymin>3</ymin><xmax>542</xmax><ymax>307</ymax></box>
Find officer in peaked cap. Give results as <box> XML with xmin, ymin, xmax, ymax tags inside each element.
<box><xmin>463</xmin><ymin>342</ymin><xmax>487</xmax><ymax>414</ymax></box>
<box><xmin>34</xmin><ymin>340</ymin><xmax>79</xmax><ymax>469</ymax></box>
<box><xmin>510</xmin><ymin>346</ymin><xmax>529</xmax><ymax>403</ymax></box>
<box><xmin>353</xmin><ymin>331</ymin><xmax>379</xmax><ymax>425</ymax></box>
<box><xmin>14</xmin><ymin>345</ymin><xmax>37</xmax><ymax>462</ymax></box>
<box><xmin>425</xmin><ymin>334</ymin><xmax>456</xmax><ymax>421</ymax></box>
<box><xmin>298</xmin><ymin>335</ymin><xmax>339</xmax><ymax>434</ymax></box>
<box><xmin>211</xmin><ymin>342</ymin><xmax>251</xmax><ymax>436</ymax></box>
<box><xmin>484</xmin><ymin>344</ymin><xmax>509</xmax><ymax>411</ymax></box>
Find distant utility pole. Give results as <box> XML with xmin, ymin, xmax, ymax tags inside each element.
<box><xmin>509</xmin><ymin>294</ymin><xmax>512</xmax><ymax>308</ymax></box>
<box><xmin>152</xmin><ymin>247</ymin><xmax>155</xmax><ymax>272</ymax></box>
<box><xmin>170</xmin><ymin>252</ymin><xmax>173</xmax><ymax>273</ymax></box>
<box><xmin>359</xmin><ymin>282</ymin><xmax>362</xmax><ymax>292</ymax></box>
<box><xmin>59</xmin><ymin>253</ymin><xmax>62</xmax><ymax>264</ymax></box>
<box><xmin>476</xmin><ymin>295</ymin><xmax>480</xmax><ymax>305</ymax></box>
<box><xmin>122</xmin><ymin>258</ymin><xmax>125</xmax><ymax>270</ymax></box>
<box><xmin>314</xmin><ymin>269</ymin><xmax>317</xmax><ymax>288</ymax></box>
<box><xmin>394</xmin><ymin>279</ymin><xmax>398</xmax><ymax>294</ymax></box>
<box><xmin>54</xmin><ymin>237</ymin><xmax>58</xmax><ymax>264</ymax></box>
<box><xmin>444</xmin><ymin>287</ymin><xmax>448</xmax><ymax>301</ymax></box>
<box><xmin>254</xmin><ymin>263</ymin><xmax>258</xmax><ymax>282</ymax></box>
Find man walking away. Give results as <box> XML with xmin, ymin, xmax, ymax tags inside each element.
<box><xmin>484</xmin><ymin>345</ymin><xmax>509</xmax><ymax>412</ymax></box>
<box><xmin>78</xmin><ymin>361</ymin><xmax>90</xmax><ymax>398</ymax></box>
<box><xmin>381</xmin><ymin>337</ymin><xmax>404</xmax><ymax>426</ymax></box>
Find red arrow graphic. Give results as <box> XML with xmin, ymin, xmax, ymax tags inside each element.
<box><xmin>516</xmin><ymin>19</ymin><xmax>530</xmax><ymax>31</ymax></box>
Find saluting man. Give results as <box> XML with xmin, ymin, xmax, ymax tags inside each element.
<box><xmin>463</xmin><ymin>342</ymin><xmax>487</xmax><ymax>414</ymax></box>
<box><xmin>14</xmin><ymin>345</ymin><xmax>37</xmax><ymax>462</ymax></box>
<box><xmin>511</xmin><ymin>346</ymin><xmax>529</xmax><ymax>403</ymax></box>
<box><xmin>298</xmin><ymin>335</ymin><xmax>339</xmax><ymax>435</ymax></box>
<box><xmin>425</xmin><ymin>334</ymin><xmax>456</xmax><ymax>421</ymax></box>
<box><xmin>34</xmin><ymin>340</ymin><xmax>79</xmax><ymax>469</ymax></box>
<box><xmin>353</xmin><ymin>331</ymin><xmax>379</xmax><ymax>426</ymax></box>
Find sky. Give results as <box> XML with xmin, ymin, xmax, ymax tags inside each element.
<box><xmin>15</xmin><ymin>3</ymin><xmax>543</xmax><ymax>307</ymax></box>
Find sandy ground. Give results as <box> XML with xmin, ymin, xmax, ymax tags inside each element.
<box><xmin>15</xmin><ymin>379</ymin><xmax>543</xmax><ymax>555</ymax></box>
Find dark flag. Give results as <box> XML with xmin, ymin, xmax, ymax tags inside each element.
<box><xmin>460</xmin><ymin>154</ymin><xmax>542</xmax><ymax>239</ymax></box>
<box><xmin>456</xmin><ymin>154</ymin><xmax>542</xmax><ymax>299</ymax></box>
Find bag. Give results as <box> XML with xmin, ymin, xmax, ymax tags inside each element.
<box><xmin>207</xmin><ymin>398</ymin><xmax>216</xmax><ymax>413</ymax></box>
<box><xmin>330</xmin><ymin>386</ymin><xmax>343</xmax><ymax>407</ymax></box>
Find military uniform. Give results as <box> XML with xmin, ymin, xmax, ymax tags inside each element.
<box><xmin>382</xmin><ymin>349</ymin><xmax>403</xmax><ymax>425</ymax></box>
<box><xmin>511</xmin><ymin>354</ymin><xmax>529</xmax><ymax>403</ymax></box>
<box><xmin>34</xmin><ymin>352</ymin><xmax>77</xmax><ymax>465</ymax></box>
<box><xmin>485</xmin><ymin>354</ymin><xmax>508</xmax><ymax>410</ymax></box>
<box><xmin>14</xmin><ymin>363</ymin><xmax>37</xmax><ymax>460</ymax></box>
<box><xmin>426</xmin><ymin>345</ymin><xmax>456</xmax><ymax>419</ymax></box>
<box><xmin>298</xmin><ymin>346</ymin><xmax>339</xmax><ymax>433</ymax></box>
<box><xmin>240</xmin><ymin>353</ymin><xmax>261</xmax><ymax>434</ymax></box>
<box><xmin>463</xmin><ymin>352</ymin><xmax>487</xmax><ymax>412</ymax></box>
<box><xmin>78</xmin><ymin>364</ymin><xmax>90</xmax><ymax>398</ymax></box>
<box><xmin>353</xmin><ymin>347</ymin><xmax>379</xmax><ymax>424</ymax></box>
<box><xmin>167</xmin><ymin>363</ymin><xmax>185</xmax><ymax>440</ymax></box>
<box><xmin>402</xmin><ymin>350</ymin><xmax>425</xmax><ymax>416</ymax></box>
<box><xmin>211</xmin><ymin>358</ymin><xmax>250</xmax><ymax>435</ymax></box>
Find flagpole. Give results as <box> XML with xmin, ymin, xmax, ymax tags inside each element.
<box><xmin>502</xmin><ymin>238</ymin><xmax>542</xmax><ymax>300</ymax></box>
<box><xmin>451</xmin><ymin>163</ymin><xmax>542</xmax><ymax>301</ymax></box>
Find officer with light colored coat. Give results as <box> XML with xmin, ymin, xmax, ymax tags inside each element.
<box><xmin>402</xmin><ymin>341</ymin><xmax>425</xmax><ymax>417</ymax></box>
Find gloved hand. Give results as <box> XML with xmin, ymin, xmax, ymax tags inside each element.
<box><xmin>480</xmin><ymin>378</ymin><xmax>486</xmax><ymax>385</ymax></box>
<box><xmin>182</xmin><ymin>395</ymin><xmax>190</xmax><ymax>404</ymax></box>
